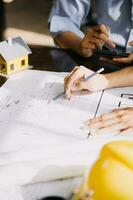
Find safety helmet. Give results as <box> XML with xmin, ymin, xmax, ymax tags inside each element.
<box><xmin>72</xmin><ymin>141</ymin><xmax>133</xmax><ymax>200</ymax></box>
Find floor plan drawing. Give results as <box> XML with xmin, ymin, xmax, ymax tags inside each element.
<box><xmin>118</xmin><ymin>93</ymin><xmax>133</xmax><ymax>107</ymax></box>
<box><xmin>0</xmin><ymin>70</ymin><xmax>132</xmax><ymax>188</ymax></box>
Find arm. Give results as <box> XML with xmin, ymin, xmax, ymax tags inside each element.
<box><xmin>55</xmin><ymin>25</ymin><xmax>115</xmax><ymax>57</ymax></box>
<box><xmin>54</xmin><ymin>32</ymin><xmax>83</xmax><ymax>55</ymax></box>
<box><xmin>64</xmin><ymin>66</ymin><xmax>133</xmax><ymax>99</ymax></box>
<box><xmin>48</xmin><ymin>0</ymin><xmax>115</xmax><ymax>57</ymax></box>
<box><xmin>48</xmin><ymin>0</ymin><xmax>88</xmax><ymax>56</ymax></box>
<box><xmin>105</xmin><ymin>66</ymin><xmax>133</xmax><ymax>88</ymax></box>
<box><xmin>48</xmin><ymin>0</ymin><xmax>90</xmax><ymax>39</ymax></box>
<box><xmin>64</xmin><ymin>66</ymin><xmax>133</xmax><ymax>134</ymax></box>
<box><xmin>82</xmin><ymin>67</ymin><xmax>133</xmax><ymax>135</ymax></box>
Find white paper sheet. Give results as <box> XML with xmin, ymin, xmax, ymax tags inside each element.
<box><xmin>0</xmin><ymin>70</ymin><xmax>132</xmax><ymax>188</ymax></box>
<box><xmin>0</xmin><ymin>177</ymin><xmax>83</xmax><ymax>200</ymax></box>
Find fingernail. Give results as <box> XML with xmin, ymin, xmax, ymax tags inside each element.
<box><xmin>108</xmin><ymin>40</ymin><xmax>116</xmax><ymax>48</ymax></box>
<box><xmin>110</xmin><ymin>43</ymin><xmax>116</xmax><ymax>48</ymax></box>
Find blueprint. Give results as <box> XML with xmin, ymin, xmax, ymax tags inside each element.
<box><xmin>0</xmin><ymin>70</ymin><xmax>132</xmax><ymax>188</ymax></box>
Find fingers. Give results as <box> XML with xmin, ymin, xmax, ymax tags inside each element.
<box><xmin>90</xmin><ymin>24</ymin><xmax>115</xmax><ymax>48</ymax></box>
<box><xmin>83</xmin><ymin>107</ymin><xmax>133</xmax><ymax>135</ymax></box>
<box><xmin>100</xmin><ymin>24</ymin><xmax>109</xmax><ymax>36</ymax></box>
<box><xmin>64</xmin><ymin>66</ymin><xmax>92</xmax><ymax>99</ymax></box>
<box><xmin>100</xmin><ymin>54</ymin><xmax>133</xmax><ymax>65</ymax></box>
<box><xmin>120</xmin><ymin>127</ymin><xmax>133</xmax><ymax>134</ymax></box>
<box><xmin>64</xmin><ymin>66</ymin><xmax>80</xmax><ymax>99</ymax></box>
<box><xmin>75</xmin><ymin>81</ymin><xmax>90</xmax><ymax>91</ymax></box>
<box><xmin>128</xmin><ymin>41</ymin><xmax>133</xmax><ymax>46</ymax></box>
<box><xmin>80</xmin><ymin>24</ymin><xmax>116</xmax><ymax>57</ymax></box>
<box><xmin>85</xmin><ymin>37</ymin><xmax>104</xmax><ymax>49</ymax></box>
<box><xmin>85</xmin><ymin>110</ymin><xmax>120</xmax><ymax>125</ymax></box>
<box><xmin>66</xmin><ymin>71</ymin><xmax>81</xmax><ymax>98</ymax></box>
<box><xmin>80</xmin><ymin>40</ymin><xmax>94</xmax><ymax>57</ymax></box>
<box><xmin>85</xmin><ymin>111</ymin><xmax>121</xmax><ymax>129</ymax></box>
<box><xmin>92</xmin><ymin>122</ymin><xmax>126</xmax><ymax>134</ymax></box>
<box><xmin>64</xmin><ymin>66</ymin><xmax>79</xmax><ymax>87</ymax></box>
<box><xmin>98</xmin><ymin>33</ymin><xmax>114</xmax><ymax>48</ymax></box>
<box><xmin>86</xmin><ymin>42</ymin><xmax>96</xmax><ymax>49</ymax></box>
<box><xmin>64</xmin><ymin>67</ymin><xmax>78</xmax><ymax>92</ymax></box>
<box><xmin>86</xmin><ymin>30</ymin><xmax>115</xmax><ymax>49</ymax></box>
<box><xmin>87</xmin><ymin>118</ymin><xmax>121</xmax><ymax>130</ymax></box>
<box><xmin>113</xmin><ymin>54</ymin><xmax>133</xmax><ymax>64</ymax></box>
<box><xmin>93</xmin><ymin>24</ymin><xmax>109</xmax><ymax>36</ymax></box>
<box><xmin>113</xmin><ymin>57</ymin><xmax>129</xmax><ymax>63</ymax></box>
<box><xmin>80</xmin><ymin>45</ymin><xmax>94</xmax><ymax>57</ymax></box>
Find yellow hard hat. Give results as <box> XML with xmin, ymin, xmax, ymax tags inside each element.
<box><xmin>72</xmin><ymin>141</ymin><xmax>133</xmax><ymax>200</ymax></box>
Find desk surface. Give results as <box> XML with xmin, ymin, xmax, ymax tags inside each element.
<box><xmin>0</xmin><ymin>46</ymin><xmax>129</xmax><ymax>87</ymax></box>
<box><xmin>0</xmin><ymin>46</ymin><xmax>130</xmax><ymax>200</ymax></box>
<box><xmin>29</xmin><ymin>46</ymin><xmax>128</xmax><ymax>73</ymax></box>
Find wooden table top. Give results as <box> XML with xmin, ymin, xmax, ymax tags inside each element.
<box><xmin>29</xmin><ymin>46</ymin><xmax>128</xmax><ymax>73</ymax></box>
<box><xmin>0</xmin><ymin>46</ymin><xmax>129</xmax><ymax>87</ymax></box>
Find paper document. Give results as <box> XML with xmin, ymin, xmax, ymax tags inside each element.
<box><xmin>0</xmin><ymin>70</ymin><xmax>132</xmax><ymax>188</ymax></box>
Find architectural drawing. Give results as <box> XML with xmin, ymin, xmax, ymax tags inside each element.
<box><xmin>0</xmin><ymin>70</ymin><xmax>132</xmax><ymax>188</ymax></box>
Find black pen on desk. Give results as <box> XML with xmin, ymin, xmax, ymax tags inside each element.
<box><xmin>51</xmin><ymin>67</ymin><xmax>104</xmax><ymax>102</ymax></box>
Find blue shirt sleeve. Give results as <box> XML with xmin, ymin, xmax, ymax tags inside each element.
<box><xmin>48</xmin><ymin>0</ymin><xmax>91</xmax><ymax>38</ymax></box>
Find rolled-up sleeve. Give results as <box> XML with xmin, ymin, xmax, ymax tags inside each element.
<box><xmin>48</xmin><ymin>0</ymin><xmax>91</xmax><ymax>38</ymax></box>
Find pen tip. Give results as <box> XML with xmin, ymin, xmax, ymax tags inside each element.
<box><xmin>47</xmin><ymin>99</ymin><xmax>53</xmax><ymax>104</ymax></box>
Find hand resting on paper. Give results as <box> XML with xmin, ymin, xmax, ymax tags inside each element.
<box><xmin>84</xmin><ymin>107</ymin><xmax>133</xmax><ymax>134</ymax></box>
<box><xmin>64</xmin><ymin>66</ymin><xmax>133</xmax><ymax>134</ymax></box>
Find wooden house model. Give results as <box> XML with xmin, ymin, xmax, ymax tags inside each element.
<box><xmin>0</xmin><ymin>36</ymin><xmax>32</xmax><ymax>76</ymax></box>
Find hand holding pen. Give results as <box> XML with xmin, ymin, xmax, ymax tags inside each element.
<box><xmin>64</xmin><ymin>66</ymin><xmax>105</xmax><ymax>99</ymax></box>
<box><xmin>52</xmin><ymin>66</ymin><xmax>105</xmax><ymax>102</ymax></box>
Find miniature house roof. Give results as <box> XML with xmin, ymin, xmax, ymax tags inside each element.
<box><xmin>0</xmin><ymin>37</ymin><xmax>32</xmax><ymax>62</ymax></box>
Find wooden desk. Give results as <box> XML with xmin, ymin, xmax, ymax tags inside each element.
<box><xmin>0</xmin><ymin>46</ymin><xmax>131</xmax><ymax>200</ymax></box>
<box><xmin>0</xmin><ymin>46</ymin><xmax>129</xmax><ymax>87</ymax></box>
<box><xmin>29</xmin><ymin>46</ymin><xmax>128</xmax><ymax>73</ymax></box>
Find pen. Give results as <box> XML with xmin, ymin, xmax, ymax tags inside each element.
<box><xmin>51</xmin><ymin>67</ymin><xmax>104</xmax><ymax>102</ymax></box>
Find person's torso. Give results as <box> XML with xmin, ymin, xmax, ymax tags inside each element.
<box><xmin>85</xmin><ymin>0</ymin><xmax>133</xmax><ymax>52</ymax></box>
